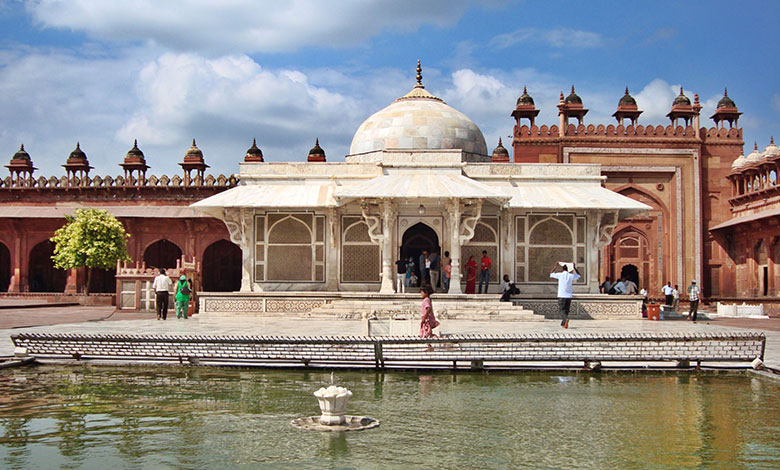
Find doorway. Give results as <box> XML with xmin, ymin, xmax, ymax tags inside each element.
<box><xmin>401</xmin><ymin>222</ymin><xmax>440</xmax><ymax>281</ymax></box>
<box><xmin>620</xmin><ymin>264</ymin><xmax>639</xmax><ymax>288</ymax></box>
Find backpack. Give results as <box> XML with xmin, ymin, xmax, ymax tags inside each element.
<box><xmin>180</xmin><ymin>281</ymin><xmax>191</xmax><ymax>296</ymax></box>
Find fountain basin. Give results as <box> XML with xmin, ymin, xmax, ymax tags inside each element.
<box><xmin>290</xmin><ymin>415</ymin><xmax>380</xmax><ymax>432</ymax></box>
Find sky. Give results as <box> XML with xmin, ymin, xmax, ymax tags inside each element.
<box><xmin>0</xmin><ymin>0</ymin><xmax>778</xmax><ymax>177</ymax></box>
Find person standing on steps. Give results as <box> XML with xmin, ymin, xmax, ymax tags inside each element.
<box><xmin>478</xmin><ymin>250</ymin><xmax>492</xmax><ymax>294</ymax></box>
<box><xmin>662</xmin><ymin>282</ymin><xmax>674</xmax><ymax>306</ymax></box>
<box><xmin>428</xmin><ymin>249</ymin><xmax>441</xmax><ymax>292</ymax></box>
<box><xmin>687</xmin><ymin>280</ymin><xmax>700</xmax><ymax>322</ymax></box>
<box><xmin>550</xmin><ymin>262</ymin><xmax>580</xmax><ymax>329</ymax></box>
<box><xmin>396</xmin><ymin>255</ymin><xmax>407</xmax><ymax>293</ymax></box>
<box><xmin>152</xmin><ymin>268</ymin><xmax>173</xmax><ymax>321</ymax></box>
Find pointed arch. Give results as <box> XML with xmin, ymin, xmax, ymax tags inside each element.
<box><xmin>143</xmin><ymin>239</ymin><xmax>182</xmax><ymax>270</ymax></box>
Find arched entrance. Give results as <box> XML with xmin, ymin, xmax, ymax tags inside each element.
<box><xmin>401</xmin><ymin>222</ymin><xmax>440</xmax><ymax>279</ymax></box>
<box><xmin>28</xmin><ymin>240</ymin><xmax>67</xmax><ymax>292</ymax></box>
<box><xmin>620</xmin><ymin>264</ymin><xmax>639</xmax><ymax>287</ymax></box>
<box><xmin>202</xmin><ymin>240</ymin><xmax>242</xmax><ymax>292</ymax></box>
<box><xmin>143</xmin><ymin>239</ymin><xmax>182</xmax><ymax>270</ymax></box>
<box><xmin>0</xmin><ymin>242</ymin><xmax>10</xmax><ymax>292</ymax></box>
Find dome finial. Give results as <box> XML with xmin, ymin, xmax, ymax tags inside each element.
<box><xmin>192</xmin><ymin>138</ymin><xmax>197</xmax><ymax>147</ymax></box>
<box><xmin>133</xmin><ymin>139</ymin><xmax>138</xmax><ymax>148</ymax></box>
<box><xmin>523</xmin><ymin>85</ymin><xmax>527</xmax><ymax>93</ymax></box>
<box><xmin>571</xmin><ymin>85</ymin><xmax>575</xmax><ymax>94</ymax></box>
<box><xmin>415</xmin><ymin>59</ymin><xmax>423</xmax><ymax>88</ymax></box>
<box><xmin>772</xmin><ymin>136</ymin><xmax>775</xmax><ymax>145</ymax></box>
<box><xmin>625</xmin><ymin>86</ymin><xmax>629</xmax><ymax>94</ymax></box>
<box><xmin>755</xmin><ymin>142</ymin><xmax>758</xmax><ymax>150</ymax></box>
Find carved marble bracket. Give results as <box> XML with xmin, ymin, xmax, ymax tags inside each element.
<box><xmin>360</xmin><ymin>200</ymin><xmax>384</xmax><ymax>245</ymax></box>
<box><xmin>223</xmin><ymin>208</ymin><xmax>243</xmax><ymax>245</ymax></box>
<box><xmin>596</xmin><ymin>211</ymin><xmax>619</xmax><ymax>247</ymax></box>
<box><xmin>458</xmin><ymin>199</ymin><xmax>483</xmax><ymax>244</ymax></box>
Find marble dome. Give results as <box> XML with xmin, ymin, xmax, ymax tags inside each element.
<box><xmin>349</xmin><ymin>78</ymin><xmax>487</xmax><ymax>156</ymax></box>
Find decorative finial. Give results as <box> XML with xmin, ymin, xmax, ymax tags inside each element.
<box><xmin>415</xmin><ymin>59</ymin><xmax>423</xmax><ymax>88</ymax></box>
<box><xmin>679</xmin><ymin>87</ymin><xmax>684</xmax><ymax>95</ymax></box>
<box><xmin>19</xmin><ymin>143</ymin><xmax>24</xmax><ymax>151</ymax></box>
<box><xmin>724</xmin><ymin>87</ymin><xmax>728</xmax><ymax>97</ymax></box>
<box><xmin>694</xmin><ymin>93</ymin><xmax>700</xmax><ymax>104</ymax></box>
<box><xmin>559</xmin><ymin>91</ymin><xmax>564</xmax><ymax>100</ymax></box>
<box><xmin>133</xmin><ymin>139</ymin><xmax>138</xmax><ymax>148</ymax></box>
<box><xmin>498</xmin><ymin>137</ymin><xmax>503</xmax><ymax>146</ymax></box>
<box><xmin>571</xmin><ymin>85</ymin><xmax>575</xmax><ymax>93</ymax></box>
<box><xmin>523</xmin><ymin>85</ymin><xmax>527</xmax><ymax>93</ymax></box>
<box><xmin>76</xmin><ymin>142</ymin><xmax>80</xmax><ymax>149</ymax></box>
<box><xmin>625</xmin><ymin>86</ymin><xmax>630</xmax><ymax>94</ymax></box>
<box><xmin>315</xmin><ymin>137</ymin><xmax>320</xmax><ymax>147</ymax></box>
<box><xmin>772</xmin><ymin>136</ymin><xmax>775</xmax><ymax>145</ymax></box>
<box><xmin>755</xmin><ymin>142</ymin><xmax>758</xmax><ymax>150</ymax></box>
<box><xmin>252</xmin><ymin>138</ymin><xmax>257</xmax><ymax>146</ymax></box>
<box><xmin>192</xmin><ymin>138</ymin><xmax>197</xmax><ymax>147</ymax></box>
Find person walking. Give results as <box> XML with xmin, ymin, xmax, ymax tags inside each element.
<box><xmin>428</xmin><ymin>250</ymin><xmax>441</xmax><ymax>292</ymax></box>
<box><xmin>464</xmin><ymin>255</ymin><xmax>477</xmax><ymax>294</ymax></box>
<box><xmin>672</xmin><ymin>284</ymin><xmax>680</xmax><ymax>312</ymax></box>
<box><xmin>662</xmin><ymin>282</ymin><xmax>674</xmax><ymax>306</ymax></box>
<box><xmin>478</xmin><ymin>250</ymin><xmax>492</xmax><ymax>294</ymax></box>
<box><xmin>396</xmin><ymin>256</ymin><xmax>407</xmax><ymax>293</ymax></box>
<box><xmin>419</xmin><ymin>285</ymin><xmax>439</xmax><ymax>339</ymax></box>
<box><xmin>550</xmin><ymin>262</ymin><xmax>580</xmax><ymax>329</ymax></box>
<box><xmin>687</xmin><ymin>280</ymin><xmax>701</xmax><ymax>321</ymax></box>
<box><xmin>175</xmin><ymin>275</ymin><xmax>191</xmax><ymax>319</ymax></box>
<box><xmin>152</xmin><ymin>268</ymin><xmax>172</xmax><ymax>320</ymax></box>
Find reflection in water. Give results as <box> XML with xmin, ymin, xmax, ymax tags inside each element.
<box><xmin>0</xmin><ymin>366</ymin><xmax>778</xmax><ymax>469</ymax></box>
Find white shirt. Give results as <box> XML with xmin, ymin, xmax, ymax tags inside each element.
<box><xmin>672</xmin><ymin>288</ymin><xmax>679</xmax><ymax>299</ymax></box>
<box><xmin>550</xmin><ymin>271</ymin><xmax>580</xmax><ymax>298</ymax></box>
<box><xmin>502</xmin><ymin>280</ymin><xmax>511</xmax><ymax>292</ymax></box>
<box><xmin>153</xmin><ymin>274</ymin><xmax>173</xmax><ymax>293</ymax></box>
<box><xmin>662</xmin><ymin>285</ymin><xmax>674</xmax><ymax>296</ymax></box>
<box><xmin>613</xmin><ymin>281</ymin><xmax>627</xmax><ymax>294</ymax></box>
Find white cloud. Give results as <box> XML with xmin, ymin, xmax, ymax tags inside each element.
<box><xmin>490</xmin><ymin>28</ymin><xmax>604</xmax><ymax>50</ymax></box>
<box><xmin>633</xmin><ymin>79</ymin><xmax>683</xmax><ymax>123</ymax></box>
<box><xmin>26</xmin><ymin>0</ymin><xmax>492</xmax><ymax>54</ymax></box>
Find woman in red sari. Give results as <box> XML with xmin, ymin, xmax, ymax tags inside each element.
<box><xmin>464</xmin><ymin>255</ymin><xmax>477</xmax><ymax>294</ymax></box>
<box><xmin>419</xmin><ymin>285</ymin><xmax>439</xmax><ymax>338</ymax></box>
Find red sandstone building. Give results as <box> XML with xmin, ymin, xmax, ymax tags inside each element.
<box><xmin>0</xmin><ymin>85</ymin><xmax>774</xmax><ymax>309</ymax></box>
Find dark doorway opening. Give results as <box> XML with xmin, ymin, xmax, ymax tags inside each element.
<box><xmin>28</xmin><ymin>240</ymin><xmax>67</xmax><ymax>292</ymax></box>
<box><xmin>143</xmin><ymin>239</ymin><xmax>182</xmax><ymax>270</ymax></box>
<box><xmin>0</xmin><ymin>242</ymin><xmax>10</xmax><ymax>292</ymax></box>
<box><xmin>88</xmin><ymin>268</ymin><xmax>117</xmax><ymax>293</ymax></box>
<box><xmin>764</xmin><ymin>266</ymin><xmax>769</xmax><ymax>296</ymax></box>
<box><xmin>401</xmin><ymin>223</ymin><xmax>440</xmax><ymax>282</ymax></box>
<box><xmin>202</xmin><ymin>240</ymin><xmax>242</xmax><ymax>292</ymax></box>
<box><xmin>620</xmin><ymin>264</ymin><xmax>639</xmax><ymax>288</ymax></box>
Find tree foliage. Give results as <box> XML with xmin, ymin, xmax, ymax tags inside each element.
<box><xmin>51</xmin><ymin>209</ymin><xmax>131</xmax><ymax>292</ymax></box>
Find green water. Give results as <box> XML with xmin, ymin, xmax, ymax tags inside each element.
<box><xmin>0</xmin><ymin>366</ymin><xmax>779</xmax><ymax>469</ymax></box>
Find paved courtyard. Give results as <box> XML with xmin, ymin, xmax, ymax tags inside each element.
<box><xmin>1</xmin><ymin>302</ymin><xmax>778</xmax><ymax>370</ymax></box>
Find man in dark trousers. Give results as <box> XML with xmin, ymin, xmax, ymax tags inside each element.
<box><xmin>550</xmin><ymin>262</ymin><xmax>580</xmax><ymax>329</ymax></box>
<box><xmin>152</xmin><ymin>268</ymin><xmax>172</xmax><ymax>320</ymax></box>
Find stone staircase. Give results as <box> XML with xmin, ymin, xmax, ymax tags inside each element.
<box><xmin>308</xmin><ymin>297</ymin><xmax>542</xmax><ymax>321</ymax></box>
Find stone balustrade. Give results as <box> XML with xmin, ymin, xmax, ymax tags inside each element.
<box><xmin>12</xmin><ymin>331</ymin><xmax>765</xmax><ymax>369</ymax></box>
<box><xmin>515</xmin><ymin>124</ymin><xmax>742</xmax><ymax>140</ymax></box>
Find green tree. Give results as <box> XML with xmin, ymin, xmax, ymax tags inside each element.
<box><xmin>51</xmin><ymin>208</ymin><xmax>131</xmax><ymax>294</ymax></box>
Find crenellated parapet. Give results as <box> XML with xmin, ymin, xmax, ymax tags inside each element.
<box><xmin>515</xmin><ymin>123</ymin><xmax>743</xmax><ymax>142</ymax></box>
<box><xmin>0</xmin><ymin>172</ymin><xmax>238</xmax><ymax>189</ymax></box>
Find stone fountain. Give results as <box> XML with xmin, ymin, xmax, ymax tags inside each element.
<box><xmin>291</xmin><ymin>375</ymin><xmax>379</xmax><ymax>432</ymax></box>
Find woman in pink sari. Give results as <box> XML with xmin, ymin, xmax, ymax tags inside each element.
<box><xmin>419</xmin><ymin>285</ymin><xmax>439</xmax><ymax>338</ymax></box>
<box><xmin>464</xmin><ymin>255</ymin><xmax>477</xmax><ymax>294</ymax></box>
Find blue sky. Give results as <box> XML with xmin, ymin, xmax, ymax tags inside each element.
<box><xmin>0</xmin><ymin>0</ymin><xmax>778</xmax><ymax>177</ymax></box>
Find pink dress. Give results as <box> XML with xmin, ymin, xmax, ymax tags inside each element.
<box><xmin>419</xmin><ymin>297</ymin><xmax>439</xmax><ymax>338</ymax></box>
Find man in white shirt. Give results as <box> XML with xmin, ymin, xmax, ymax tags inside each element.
<box><xmin>612</xmin><ymin>278</ymin><xmax>627</xmax><ymax>295</ymax></box>
<box><xmin>661</xmin><ymin>282</ymin><xmax>674</xmax><ymax>306</ymax></box>
<box><xmin>152</xmin><ymin>268</ymin><xmax>173</xmax><ymax>320</ymax></box>
<box><xmin>550</xmin><ymin>262</ymin><xmax>581</xmax><ymax>329</ymax></box>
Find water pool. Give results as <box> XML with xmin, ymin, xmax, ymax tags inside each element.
<box><xmin>1</xmin><ymin>365</ymin><xmax>778</xmax><ymax>469</ymax></box>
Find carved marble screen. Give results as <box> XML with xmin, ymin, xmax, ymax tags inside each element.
<box><xmin>463</xmin><ymin>217</ymin><xmax>499</xmax><ymax>284</ymax></box>
<box><xmin>516</xmin><ymin>214</ymin><xmax>586</xmax><ymax>283</ymax></box>
<box><xmin>254</xmin><ymin>213</ymin><xmax>325</xmax><ymax>282</ymax></box>
<box><xmin>341</xmin><ymin>216</ymin><xmax>380</xmax><ymax>283</ymax></box>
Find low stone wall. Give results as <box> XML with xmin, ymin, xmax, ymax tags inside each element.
<box><xmin>514</xmin><ymin>295</ymin><xmax>643</xmax><ymax>319</ymax></box>
<box><xmin>12</xmin><ymin>331</ymin><xmax>765</xmax><ymax>369</ymax></box>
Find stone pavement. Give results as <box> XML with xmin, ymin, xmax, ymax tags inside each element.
<box><xmin>1</xmin><ymin>306</ymin><xmax>779</xmax><ymax>370</ymax></box>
